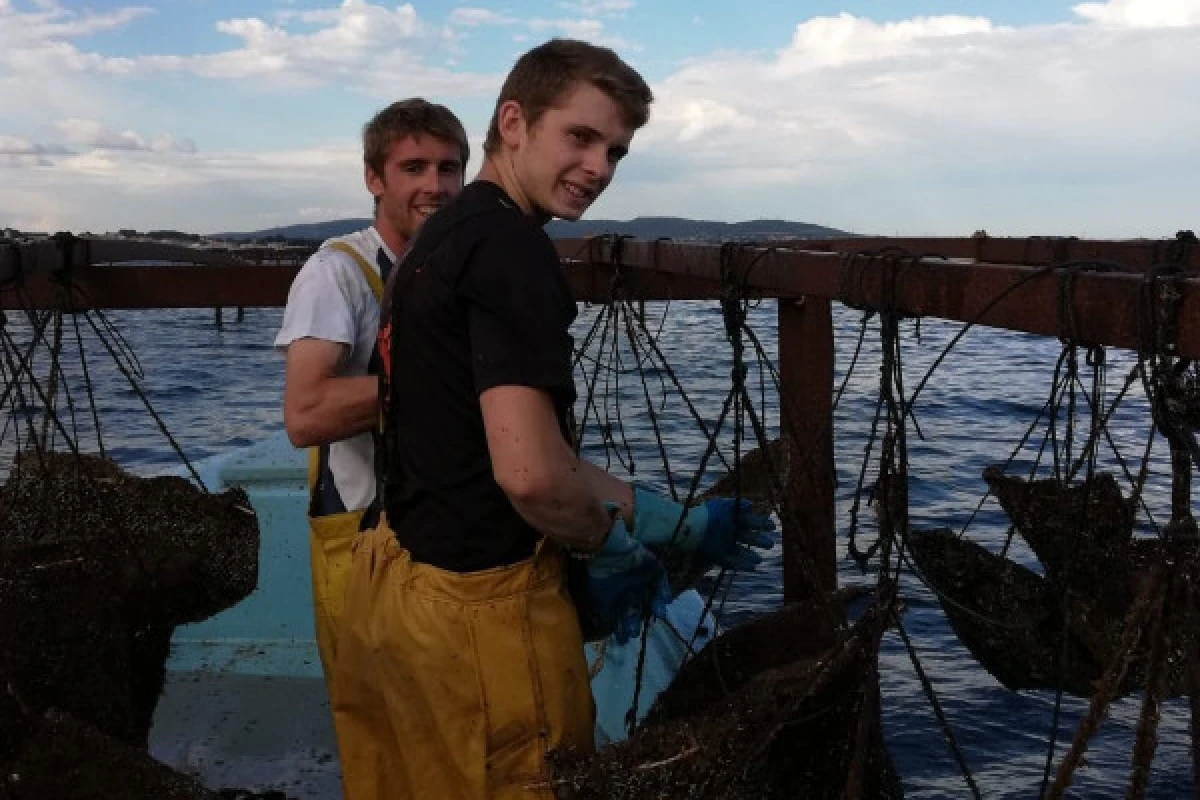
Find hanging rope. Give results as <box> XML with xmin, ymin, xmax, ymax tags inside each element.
<box><xmin>561</xmin><ymin>231</ymin><xmax>1200</xmax><ymax>797</ymax></box>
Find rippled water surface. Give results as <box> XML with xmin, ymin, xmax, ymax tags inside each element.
<box><xmin>2</xmin><ymin>302</ymin><xmax>1193</xmax><ymax>798</ymax></box>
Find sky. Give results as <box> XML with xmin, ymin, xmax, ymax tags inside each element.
<box><xmin>1</xmin><ymin>0</ymin><xmax>1197</xmax><ymax>237</ymax></box>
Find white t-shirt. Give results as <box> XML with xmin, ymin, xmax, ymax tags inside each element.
<box><xmin>274</xmin><ymin>226</ymin><xmax>394</xmax><ymax>512</ymax></box>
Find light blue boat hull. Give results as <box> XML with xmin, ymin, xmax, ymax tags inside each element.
<box><xmin>150</xmin><ymin>433</ymin><xmax>712</xmax><ymax>797</ymax></box>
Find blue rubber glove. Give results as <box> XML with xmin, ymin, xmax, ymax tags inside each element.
<box><xmin>632</xmin><ymin>487</ymin><xmax>776</xmax><ymax>571</ymax></box>
<box><xmin>585</xmin><ymin>517</ymin><xmax>672</xmax><ymax>644</ymax></box>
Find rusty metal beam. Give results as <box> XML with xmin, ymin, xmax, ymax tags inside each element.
<box><xmin>574</xmin><ymin>238</ymin><xmax>1200</xmax><ymax>358</ymax></box>
<box><xmin>6</xmin><ymin>237</ymin><xmax>1198</xmax><ymax>360</ymax></box>
<box><xmin>774</xmin><ymin>236</ymin><xmax>1200</xmax><ymax>272</ymax></box>
<box><xmin>778</xmin><ymin>297</ymin><xmax>837</xmax><ymax>601</ymax></box>
<box><xmin>0</xmin><ymin>237</ymin><xmax>312</xmax><ymax>284</ymax></box>
<box><xmin>0</xmin><ymin>261</ymin><xmax>723</xmax><ymax>310</ymax></box>
<box><xmin>563</xmin><ymin>261</ymin><xmax>722</xmax><ymax>302</ymax></box>
<box><xmin>0</xmin><ymin>265</ymin><xmax>301</xmax><ymax>310</ymax></box>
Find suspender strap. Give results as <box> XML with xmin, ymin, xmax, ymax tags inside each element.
<box><xmin>328</xmin><ymin>241</ymin><xmax>385</xmax><ymax>302</ymax></box>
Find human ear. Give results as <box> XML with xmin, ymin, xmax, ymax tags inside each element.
<box><xmin>364</xmin><ymin>163</ymin><xmax>385</xmax><ymax>198</ymax></box>
<box><xmin>496</xmin><ymin>100</ymin><xmax>527</xmax><ymax>148</ymax></box>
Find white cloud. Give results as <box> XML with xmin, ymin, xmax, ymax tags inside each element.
<box><xmin>0</xmin><ymin>133</ymin><xmax>74</xmax><ymax>168</ymax></box>
<box><xmin>0</xmin><ymin>119</ymin><xmax>195</xmax><ymax>183</ymax></box>
<box><xmin>0</xmin><ymin>2</ymin><xmax>182</xmax><ymax>141</ymax></box>
<box><xmin>0</xmin><ymin>0</ymin><xmax>152</xmax><ymax>39</ymax></box>
<box><xmin>527</xmin><ymin>16</ymin><xmax>633</xmax><ymax>49</ymax></box>
<box><xmin>0</xmin><ymin>1</ymin><xmax>144</xmax><ymax>81</ymax></box>
<box><xmin>271</xmin><ymin>0</ymin><xmax>419</xmax><ymax>33</ymax></box>
<box><xmin>0</xmin><ymin>134</ymin><xmax>70</xmax><ymax>156</ymax></box>
<box><xmin>57</xmin><ymin>118</ymin><xmax>147</xmax><ymax>151</ymax></box>
<box><xmin>448</xmin><ymin>1</ymin><xmax>634</xmax><ymax>46</ymax></box>
<box><xmin>559</xmin><ymin>0</ymin><xmax>634</xmax><ymax>15</ymax></box>
<box><xmin>612</xmin><ymin>2</ymin><xmax>1200</xmax><ymax>235</ymax></box>
<box><xmin>529</xmin><ymin>17</ymin><xmax>603</xmax><ymax>37</ymax></box>
<box><xmin>449</xmin><ymin>7</ymin><xmax>517</xmax><ymax>26</ymax></box>
<box><xmin>1</xmin><ymin>154</ymin><xmax>49</xmax><ymax>168</ymax></box>
<box><xmin>0</xmin><ymin>139</ymin><xmax>368</xmax><ymax>231</ymax></box>
<box><xmin>138</xmin><ymin>1</ymin><xmax>499</xmax><ymax>95</ymax></box>
<box><xmin>670</xmin><ymin>99</ymin><xmax>754</xmax><ymax>142</ymax></box>
<box><xmin>773</xmin><ymin>13</ymin><xmax>995</xmax><ymax>72</ymax></box>
<box><xmin>55</xmin><ymin>150</ymin><xmax>123</xmax><ymax>177</ymax></box>
<box><xmin>1072</xmin><ymin>0</ymin><xmax>1200</xmax><ymax>27</ymax></box>
<box><xmin>152</xmin><ymin>134</ymin><xmax>198</xmax><ymax>155</ymax></box>
<box><xmin>3</xmin><ymin>0</ymin><xmax>1199</xmax><ymax>237</ymax></box>
<box><xmin>53</xmin><ymin>119</ymin><xmax>197</xmax><ymax>154</ymax></box>
<box><xmin>0</xmin><ymin>0</ymin><xmax>496</xmax><ymax>97</ymax></box>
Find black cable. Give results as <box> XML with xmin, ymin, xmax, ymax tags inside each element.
<box><xmin>895</xmin><ymin>614</ymin><xmax>983</xmax><ymax>799</ymax></box>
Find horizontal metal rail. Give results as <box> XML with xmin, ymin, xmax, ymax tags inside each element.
<box><xmin>554</xmin><ymin>238</ymin><xmax>1200</xmax><ymax>358</ymax></box>
<box><xmin>772</xmin><ymin>235</ymin><xmax>1200</xmax><ymax>272</ymax></box>
<box><xmin>0</xmin><ymin>237</ymin><xmax>311</xmax><ymax>283</ymax></box>
<box><xmin>0</xmin><ymin>265</ymin><xmax>302</xmax><ymax>311</ymax></box>
<box><xmin>3</xmin><ymin>235</ymin><xmax>1197</xmax><ymax>357</ymax></box>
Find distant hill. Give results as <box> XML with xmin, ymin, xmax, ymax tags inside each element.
<box><xmin>216</xmin><ymin>218</ymin><xmax>369</xmax><ymax>243</ymax></box>
<box><xmin>215</xmin><ymin>216</ymin><xmax>852</xmax><ymax>244</ymax></box>
<box><xmin>546</xmin><ymin>216</ymin><xmax>851</xmax><ymax>241</ymax></box>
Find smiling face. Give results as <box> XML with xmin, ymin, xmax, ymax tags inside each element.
<box><xmin>504</xmin><ymin>82</ymin><xmax>635</xmax><ymax>221</ymax></box>
<box><xmin>366</xmin><ymin>133</ymin><xmax>464</xmax><ymax>250</ymax></box>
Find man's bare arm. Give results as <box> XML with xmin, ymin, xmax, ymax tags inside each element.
<box><xmin>283</xmin><ymin>338</ymin><xmax>379</xmax><ymax>448</ymax></box>
<box><xmin>480</xmin><ymin>385</ymin><xmax>613</xmax><ymax>551</ymax></box>
<box><xmin>576</xmin><ymin>458</ymin><xmax>634</xmax><ymax>527</ymax></box>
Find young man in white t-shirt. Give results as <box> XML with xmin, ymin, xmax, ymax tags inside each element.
<box><xmin>274</xmin><ymin>98</ymin><xmax>468</xmax><ymax>691</ymax></box>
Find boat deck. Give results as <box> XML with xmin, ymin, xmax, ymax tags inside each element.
<box><xmin>148</xmin><ymin>434</ymin><xmax>339</xmax><ymax>797</ymax></box>
<box><xmin>151</xmin><ymin>671</ymin><xmax>340</xmax><ymax>798</ymax></box>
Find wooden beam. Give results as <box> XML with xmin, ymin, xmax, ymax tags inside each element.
<box><xmin>0</xmin><ymin>265</ymin><xmax>301</xmax><ymax>310</ymax></box>
<box><xmin>572</xmin><ymin>239</ymin><xmax>1200</xmax><ymax>358</ymax></box>
<box><xmin>778</xmin><ymin>297</ymin><xmax>837</xmax><ymax>601</ymax></box>
<box><xmin>775</xmin><ymin>235</ymin><xmax>1200</xmax><ymax>272</ymax></box>
<box><xmin>0</xmin><ymin>261</ymin><xmax>724</xmax><ymax>310</ymax></box>
<box><xmin>6</xmin><ymin>237</ymin><xmax>1198</xmax><ymax>360</ymax></box>
<box><xmin>564</xmin><ymin>261</ymin><xmax>723</xmax><ymax>302</ymax></box>
<box><xmin>0</xmin><ymin>237</ymin><xmax>312</xmax><ymax>283</ymax></box>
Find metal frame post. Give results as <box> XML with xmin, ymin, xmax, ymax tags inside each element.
<box><xmin>778</xmin><ymin>296</ymin><xmax>838</xmax><ymax>602</ymax></box>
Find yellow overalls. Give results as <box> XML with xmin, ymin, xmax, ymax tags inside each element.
<box><xmin>306</xmin><ymin>240</ymin><xmax>383</xmax><ymax>695</ymax></box>
<box><xmin>332</xmin><ymin>521</ymin><xmax>595</xmax><ymax>800</ymax></box>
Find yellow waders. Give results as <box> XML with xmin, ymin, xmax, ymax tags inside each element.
<box><xmin>306</xmin><ymin>241</ymin><xmax>383</xmax><ymax>694</ymax></box>
<box><xmin>332</xmin><ymin>522</ymin><xmax>595</xmax><ymax>800</ymax></box>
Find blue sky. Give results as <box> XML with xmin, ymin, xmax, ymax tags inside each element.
<box><xmin>2</xmin><ymin>0</ymin><xmax>1198</xmax><ymax>236</ymax></box>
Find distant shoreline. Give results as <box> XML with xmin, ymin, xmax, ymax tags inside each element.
<box><xmin>210</xmin><ymin>216</ymin><xmax>856</xmax><ymax>244</ymax></box>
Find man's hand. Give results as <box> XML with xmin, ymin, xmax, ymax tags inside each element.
<box><xmin>583</xmin><ymin>518</ymin><xmax>671</xmax><ymax>644</ymax></box>
<box><xmin>632</xmin><ymin>488</ymin><xmax>775</xmax><ymax>571</ymax></box>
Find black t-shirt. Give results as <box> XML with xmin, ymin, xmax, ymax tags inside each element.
<box><xmin>380</xmin><ymin>181</ymin><xmax>577</xmax><ymax>572</ymax></box>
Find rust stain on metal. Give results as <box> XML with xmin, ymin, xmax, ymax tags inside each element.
<box><xmin>778</xmin><ymin>297</ymin><xmax>837</xmax><ymax>602</ymax></box>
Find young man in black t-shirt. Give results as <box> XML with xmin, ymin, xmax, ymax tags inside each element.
<box><xmin>332</xmin><ymin>39</ymin><xmax>775</xmax><ymax>800</ymax></box>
